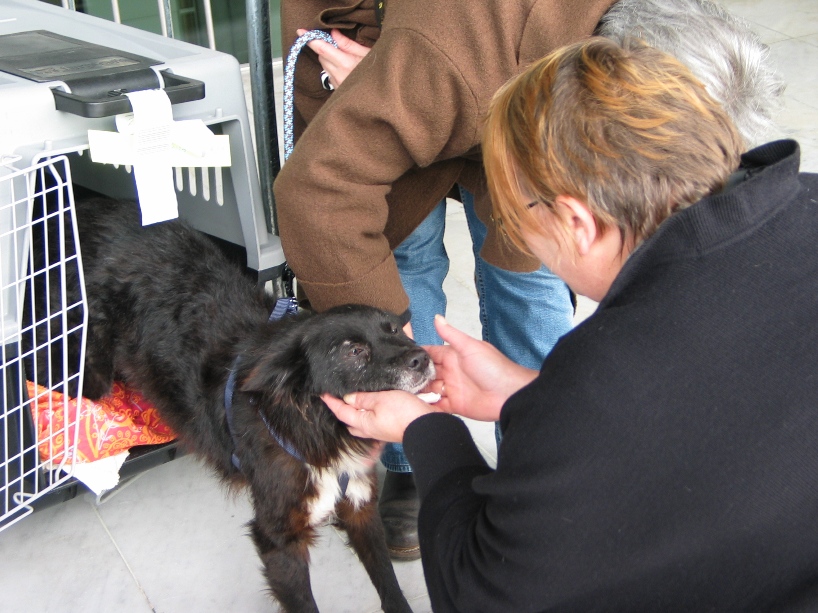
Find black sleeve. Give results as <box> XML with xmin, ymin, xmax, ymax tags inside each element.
<box><xmin>403</xmin><ymin>413</ymin><xmax>511</xmax><ymax>612</ymax></box>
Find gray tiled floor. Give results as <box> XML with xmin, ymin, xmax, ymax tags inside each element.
<box><xmin>1</xmin><ymin>1</ymin><xmax>816</xmax><ymax>611</ymax></box>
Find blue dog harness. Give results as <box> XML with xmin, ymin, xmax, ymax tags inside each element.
<box><xmin>223</xmin><ymin>297</ymin><xmax>349</xmax><ymax>496</ymax></box>
<box><xmin>224</xmin><ymin>297</ymin><xmax>300</xmax><ymax>469</ymax></box>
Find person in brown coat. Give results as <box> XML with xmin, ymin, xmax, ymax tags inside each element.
<box><xmin>277</xmin><ymin>0</ymin><xmax>613</xmax><ymax>313</ymax></box>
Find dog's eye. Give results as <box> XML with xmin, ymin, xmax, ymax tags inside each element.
<box><xmin>382</xmin><ymin>321</ymin><xmax>399</xmax><ymax>335</ymax></box>
<box><xmin>343</xmin><ymin>342</ymin><xmax>370</xmax><ymax>360</ymax></box>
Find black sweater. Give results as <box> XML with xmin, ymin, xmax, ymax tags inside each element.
<box><xmin>404</xmin><ymin>140</ymin><xmax>818</xmax><ymax>612</ymax></box>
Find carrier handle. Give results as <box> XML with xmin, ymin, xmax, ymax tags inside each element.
<box><xmin>51</xmin><ymin>70</ymin><xmax>205</xmax><ymax>119</ymax></box>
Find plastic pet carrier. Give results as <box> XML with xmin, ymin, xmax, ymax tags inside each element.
<box><xmin>0</xmin><ymin>0</ymin><xmax>285</xmax><ymax>529</ymax></box>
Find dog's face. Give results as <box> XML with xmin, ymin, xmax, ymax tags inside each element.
<box><xmin>237</xmin><ymin>305</ymin><xmax>435</xmax><ymax>459</ymax></box>
<box><xmin>298</xmin><ymin>305</ymin><xmax>435</xmax><ymax>397</ymax></box>
<box><xmin>234</xmin><ymin>305</ymin><xmax>435</xmax><ymax>466</ymax></box>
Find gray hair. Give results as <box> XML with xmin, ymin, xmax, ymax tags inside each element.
<box><xmin>597</xmin><ymin>0</ymin><xmax>785</xmax><ymax>147</ymax></box>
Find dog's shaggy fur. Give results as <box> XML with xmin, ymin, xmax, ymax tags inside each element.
<box><xmin>38</xmin><ymin>197</ymin><xmax>430</xmax><ymax>612</ymax></box>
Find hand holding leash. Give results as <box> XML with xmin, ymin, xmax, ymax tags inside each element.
<box><xmin>298</xmin><ymin>27</ymin><xmax>371</xmax><ymax>90</ymax></box>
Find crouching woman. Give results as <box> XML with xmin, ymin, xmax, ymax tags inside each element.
<box><xmin>326</xmin><ymin>38</ymin><xmax>818</xmax><ymax>612</ymax></box>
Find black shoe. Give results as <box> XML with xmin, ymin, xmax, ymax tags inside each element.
<box><xmin>378</xmin><ymin>471</ymin><xmax>421</xmax><ymax>561</ymax></box>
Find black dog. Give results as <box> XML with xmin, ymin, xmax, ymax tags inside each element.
<box><xmin>41</xmin><ymin>197</ymin><xmax>430</xmax><ymax>612</ymax></box>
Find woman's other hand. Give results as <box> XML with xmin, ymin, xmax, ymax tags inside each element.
<box><xmin>427</xmin><ymin>315</ymin><xmax>539</xmax><ymax>421</ymax></box>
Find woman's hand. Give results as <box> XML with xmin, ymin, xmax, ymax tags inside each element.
<box><xmin>323</xmin><ymin>316</ymin><xmax>539</xmax><ymax>443</ymax></box>
<box><xmin>427</xmin><ymin>315</ymin><xmax>539</xmax><ymax>422</ymax></box>
<box><xmin>299</xmin><ymin>28</ymin><xmax>370</xmax><ymax>89</ymax></box>
<box><xmin>323</xmin><ymin>390</ymin><xmax>438</xmax><ymax>443</ymax></box>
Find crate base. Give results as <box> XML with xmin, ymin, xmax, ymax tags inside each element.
<box><xmin>29</xmin><ymin>441</ymin><xmax>186</xmax><ymax>511</ymax></box>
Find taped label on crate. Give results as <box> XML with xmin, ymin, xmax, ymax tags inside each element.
<box><xmin>87</xmin><ymin>89</ymin><xmax>231</xmax><ymax>225</ymax></box>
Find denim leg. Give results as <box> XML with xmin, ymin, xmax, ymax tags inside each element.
<box><xmin>460</xmin><ymin>187</ymin><xmax>573</xmax><ymax>368</ymax></box>
<box><xmin>459</xmin><ymin>187</ymin><xmax>574</xmax><ymax>442</ymax></box>
<box><xmin>393</xmin><ymin>200</ymin><xmax>448</xmax><ymax>346</ymax></box>
<box><xmin>381</xmin><ymin>199</ymin><xmax>449</xmax><ymax>473</ymax></box>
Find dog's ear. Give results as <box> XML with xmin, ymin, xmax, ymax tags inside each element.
<box><xmin>237</xmin><ymin>328</ymin><xmax>315</xmax><ymax>421</ymax></box>
<box><xmin>236</xmin><ymin>329</ymin><xmax>359</xmax><ymax>467</ymax></box>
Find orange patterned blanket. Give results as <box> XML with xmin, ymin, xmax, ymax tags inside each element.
<box><xmin>28</xmin><ymin>381</ymin><xmax>176</xmax><ymax>465</ymax></box>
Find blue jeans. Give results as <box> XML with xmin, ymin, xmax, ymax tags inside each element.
<box><xmin>381</xmin><ymin>188</ymin><xmax>574</xmax><ymax>472</ymax></box>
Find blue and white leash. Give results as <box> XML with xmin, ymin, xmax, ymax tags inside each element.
<box><xmin>282</xmin><ymin>30</ymin><xmax>338</xmax><ymax>160</ymax></box>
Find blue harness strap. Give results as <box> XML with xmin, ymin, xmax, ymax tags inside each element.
<box><xmin>224</xmin><ymin>297</ymin><xmax>299</xmax><ymax>469</ymax></box>
<box><xmin>268</xmin><ymin>296</ymin><xmax>299</xmax><ymax>322</ymax></box>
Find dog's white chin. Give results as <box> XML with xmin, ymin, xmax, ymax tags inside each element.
<box><xmin>397</xmin><ymin>362</ymin><xmax>436</xmax><ymax>395</ymax></box>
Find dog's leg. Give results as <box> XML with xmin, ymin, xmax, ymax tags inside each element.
<box><xmin>250</xmin><ymin>520</ymin><xmax>320</xmax><ymax>613</ymax></box>
<box><xmin>80</xmin><ymin>315</ymin><xmax>116</xmax><ymax>399</ymax></box>
<box><xmin>336</xmin><ymin>493</ymin><xmax>413</xmax><ymax>613</ymax></box>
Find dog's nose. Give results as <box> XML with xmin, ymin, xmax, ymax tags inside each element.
<box><xmin>404</xmin><ymin>348</ymin><xmax>430</xmax><ymax>371</ymax></box>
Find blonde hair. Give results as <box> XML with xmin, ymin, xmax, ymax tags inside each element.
<box><xmin>483</xmin><ymin>37</ymin><xmax>744</xmax><ymax>252</ymax></box>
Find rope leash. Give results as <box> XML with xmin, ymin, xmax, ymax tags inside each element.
<box><xmin>282</xmin><ymin>30</ymin><xmax>338</xmax><ymax>161</ymax></box>
<box><xmin>278</xmin><ymin>31</ymin><xmax>336</xmax><ymax>292</ymax></box>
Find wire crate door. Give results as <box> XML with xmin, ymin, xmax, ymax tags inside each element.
<box><xmin>0</xmin><ymin>156</ymin><xmax>88</xmax><ymax>532</ymax></box>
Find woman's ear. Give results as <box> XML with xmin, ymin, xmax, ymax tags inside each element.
<box><xmin>552</xmin><ymin>195</ymin><xmax>598</xmax><ymax>256</ymax></box>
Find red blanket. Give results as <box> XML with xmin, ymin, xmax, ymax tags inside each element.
<box><xmin>28</xmin><ymin>381</ymin><xmax>176</xmax><ymax>465</ymax></box>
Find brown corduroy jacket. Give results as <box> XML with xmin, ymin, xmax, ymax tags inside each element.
<box><xmin>274</xmin><ymin>0</ymin><xmax>614</xmax><ymax>314</ymax></box>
